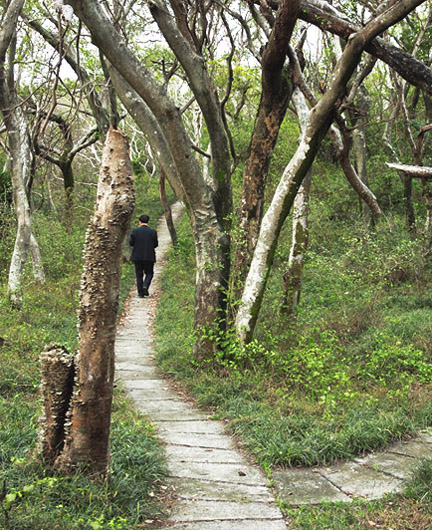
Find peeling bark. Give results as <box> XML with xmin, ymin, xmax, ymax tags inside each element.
<box><xmin>56</xmin><ymin>127</ymin><xmax>135</xmax><ymax>473</ymax></box>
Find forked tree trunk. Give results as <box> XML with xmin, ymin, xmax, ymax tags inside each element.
<box><xmin>55</xmin><ymin>127</ymin><xmax>135</xmax><ymax>474</ymax></box>
<box><xmin>236</xmin><ymin>0</ymin><xmax>425</xmax><ymax>342</ymax></box>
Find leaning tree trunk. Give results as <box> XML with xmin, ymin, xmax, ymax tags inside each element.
<box><xmin>55</xmin><ymin>127</ymin><xmax>135</xmax><ymax>474</ymax></box>
<box><xmin>232</xmin><ymin>0</ymin><xmax>298</xmax><ymax>300</ymax></box>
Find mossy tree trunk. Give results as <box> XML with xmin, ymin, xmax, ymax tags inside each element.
<box><xmin>281</xmin><ymin>89</ymin><xmax>312</xmax><ymax>316</ymax></box>
<box><xmin>54</xmin><ymin>127</ymin><xmax>135</xmax><ymax>474</ymax></box>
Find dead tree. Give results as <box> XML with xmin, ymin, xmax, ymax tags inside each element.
<box><xmin>39</xmin><ymin>127</ymin><xmax>135</xmax><ymax>474</ymax></box>
<box><xmin>38</xmin><ymin>345</ymin><xmax>75</xmax><ymax>463</ymax></box>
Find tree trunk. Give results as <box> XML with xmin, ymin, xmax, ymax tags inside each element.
<box><xmin>402</xmin><ymin>174</ymin><xmax>416</xmax><ymax>233</ymax></box>
<box><xmin>0</xmin><ymin>1</ymin><xmax>45</xmax><ymax>303</ymax></box>
<box><xmin>351</xmin><ymin>86</ymin><xmax>373</xmax><ymax>226</ymax></box>
<box><xmin>60</xmin><ymin>160</ymin><xmax>74</xmax><ymax>213</ymax></box>
<box><xmin>281</xmin><ymin>89</ymin><xmax>312</xmax><ymax>316</ymax></box>
<box><xmin>38</xmin><ymin>345</ymin><xmax>75</xmax><ymax>463</ymax></box>
<box><xmin>66</xmin><ymin>0</ymin><xmax>231</xmax><ymax>356</ymax></box>
<box><xmin>236</xmin><ymin>0</ymin><xmax>426</xmax><ymax>342</ymax></box>
<box><xmin>282</xmin><ymin>171</ymin><xmax>312</xmax><ymax>315</ymax></box>
<box><xmin>232</xmin><ymin>0</ymin><xmax>298</xmax><ymax>299</ymax></box>
<box><xmin>5</xmin><ymin>105</ymin><xmax>45</xmax><ymax>302</ymax></box>
<box><xmin>158</xmin><ymin>169</ymin><xmax>178</xmax><ymax>247</ymax></box>
<box><xmin>56</xmin><ymin>127</ymin><xmax>135</xmax><ymax>474</ymax></box>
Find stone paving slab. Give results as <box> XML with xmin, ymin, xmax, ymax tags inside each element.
<box><xmin>165</xmin><ymin>444</ymin><xmax>247</xmax><ymax>464</ymax></box>
<box><xmin>167</xmin><ymin>461</ymin><xmax>266</xmax><ymax>486</ymax></box>
<box><xmin>134</xmin><ymin>399</ymin><xmax>208</xmax><ymax>421</ymax></box>
<box><xmin>160</xmin><ymin>431</ymin><xmax>238</xmax><ymax>450</ymax></box>
<box><xmin>122</xmin><ymin>378</ymin><xmax>173</xmax><ymax>391</ymax></box>
<box><xmin>417</xmin><ymin>431</ymin><xmax>432</xmax><ymax>445</ymax></box>
<box><xmin>157</xmin><ymin>420</ymin><xmax>226</xmax><ymax>435</ymax></box>
<box><xmin>127</xmin><ymin>387</ymin><xmax>180</xmax><ymax>402</ymax></box>
<box><xmin>354</xmin><ymin>451</ymin><xmax>416</xmax><ymax>480</ymax></box>
<box><xmin>387</xmin><ymin>440</ymin><xmax>432</xmax><ymax>458</ymax></box>
<box><xmin>115</xmin><ymin>351</ymin><xmax>155</xmax><ymax>365</ymax></box>
<box><xmin>149</xmin><ymin>409</ymin><xmax>208</xmax><ymax>421</ymax></box>
<box><xmin>167</xmin><ymin>477</ymin><xmax>275</xmax><ymax>502</ymax></box>
<box><xmin>115</xmin><ymin>366</ymin><xmax>158</xmax><ymax>380</ymax></box>
<box><xmin>168</xmin><ymin>520</ymin><xmax>288</xmax><ymax>530</ymax></box>
<box><xmin>168</xmin><ymin>499</ymin><xmax>284</xmax><ymax>522</ymax></box>
<box><xmin>115</xmin><ymin>361</ymin><xmax>155</xmax><ymax>372</ymax></box>
<box><xmin>273</xmin><ymin>468</ymin><xmax>351</xmax><ymax>505</ymax></box>
<box><xmin>320</xmin><ymin>461</ymin><xmax>403</xmax><ymax>500</ymax></box>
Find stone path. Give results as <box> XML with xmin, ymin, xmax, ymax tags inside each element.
<box><xmin>115</xmin><ymin>204</ymin><xmax>432</xmax><ymax>521</ymax></box>
<box><xmin>115</xmin><ymin>203</ymin><xmax>287</xmax><ymax>529</ymax></box>
<box><xmin>274</xmin><ymin>430</ymin><xmax>432</xmax><ymax>505</ymax></box>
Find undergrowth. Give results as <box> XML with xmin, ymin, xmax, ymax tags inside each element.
<box><xmin>155</xmin><ymin>209</ymin><xmax>432</xmax><ymax>526</ymax></box>
<box><xmin>156</xmin><ymin>214</ymin><xmax>432</xmax><ymax>468</ymax></box>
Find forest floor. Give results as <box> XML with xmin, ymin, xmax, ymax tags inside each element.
<box><xmin>116</xmin><ymin>205</ymin><xmax>432</xmax><ymax>528</ymax></box>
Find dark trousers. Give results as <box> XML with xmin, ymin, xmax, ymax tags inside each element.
<box><xmin>133</xmin><ymin>260</ymin><xmax>154</xmax><ymax>295</ymax></box>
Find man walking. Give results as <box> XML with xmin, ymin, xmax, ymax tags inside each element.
<box><xmin>129</xmin><ymin>214</ymin><xmax>158</xmax><ymax>297</ymax></box>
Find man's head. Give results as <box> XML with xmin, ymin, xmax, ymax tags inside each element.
<box><xmin>139</xmin><ymin>214</ymin><xmax>149</xmax><ymax>225</ymax></box>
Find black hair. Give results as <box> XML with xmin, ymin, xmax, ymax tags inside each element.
<box><xmin>139</xmin><ymin>214</ymin><xmax>149</xmax><ymax>224</ymax></box>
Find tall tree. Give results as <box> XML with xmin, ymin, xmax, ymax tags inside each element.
<box><xmin>0</xmin><ymin>0</ymin><xmax>45</xmax><ymax>303</ymax></box>
<box><xmin>65</xmin><ymin>0</ymin><xmax>232</xmax><ymax>356</ymax></box>
<box><xmin>235</xmin><ymin>0</ymin><xmax>428</xmax><ymax>342</ymax></box>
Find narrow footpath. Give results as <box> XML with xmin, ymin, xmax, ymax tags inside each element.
<box><xmin>115</xmin><ymin>203</ymin><xmax>287</xmax><ymax>529</ymax></box>
<box><xmin>115</xmin><ymin>205</ymin><xmax>432</xmax><ymax>527</ymax></box>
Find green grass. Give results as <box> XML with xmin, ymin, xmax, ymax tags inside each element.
<box><xmin>155</xmin><ymin>214</ymin><xmax>432</xmax><ymax>469</ymax></box>
<box><xmin>154</xmin><ymin>208</ymin><xmax>432</xmax><ymax>527</ymax></box>
<box><xmin>0</xmin><ymin>392</ymin><xmax>167</xmax><ymax>529</ymax></box>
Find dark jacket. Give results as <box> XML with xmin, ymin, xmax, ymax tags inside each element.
<box><xmin>129</xmin><ymin>225</ymin><xmax>158</xmax><ymax>262</ymax></box>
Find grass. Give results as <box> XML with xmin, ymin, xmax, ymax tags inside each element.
<box><xmin>0</xmin><ymin>171</ymin><xmax>171</xmax><ymax>528</ymax></box>
<box><xmin>153</xmin><ymin>209</ymin><xmax>432</xmax><ymax>526</ymax></box>
<box><xmin>0</xmin><ymin>392</ymin><xmax>167</xmax><ymax>529</ymax></box>
<box><xmin>155</xmin><ymin>215</ymin><xmax>432</xmax><ymax>469</ymax></box>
